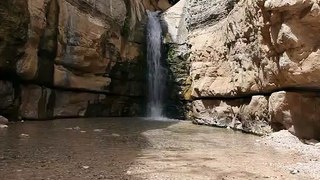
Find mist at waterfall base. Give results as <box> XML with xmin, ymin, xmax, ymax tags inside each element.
<box><xmin>145</xmin><ymin>11</ymin><xmax>170</xmax><ymax>121</ymax></box>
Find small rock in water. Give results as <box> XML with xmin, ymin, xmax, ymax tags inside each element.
<box><xmin>73</xmin><ymin>126</ymin><xmax>81</xmax><ymax>130</ymax></box>
<box><xmin>290</xmin><ymin>169</ymin><xmax>299</xmax><ymax>174</ymax></box>
<box><xmin>80</xmin><ymin>131</ymin><xmax>86</xmax><ymax>133</ymax></box>
<box><xmin>0</xmin><ymin>124</ymin><xmax>8</xmax><ymax>129</ymax></box>
<box><xmin>111</xmin><ymin>133</ymin><xmax>120</xmax><ymax>137</ymax></box>
<box><xmin>82</xmin><ymin>166</ymin><xmax>90</xmax><ymax>169</ymax></box>
<box><xmin>19</xmin><ymin>134</ymin><xmax>29</xmax><ymax>138</ymax></box>
<box><xmin>0</xmin><ymin>115</ymin><xmax>8</xmax><ymax>125</ymax></box>
<box><xmin>94</xmin><ymin>129</ymin><xmax>104</xmax><ymax>132</ymax></box>
<box><xmin>304</xmin><ymin>139</ymin><xmax>319</xmax><ymax>145</ymax></box>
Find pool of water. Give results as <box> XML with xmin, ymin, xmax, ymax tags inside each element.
<box><xmin>0</xmin><ymin>118</ymin><xmax>307</xmax><ymax>179</ymax></box>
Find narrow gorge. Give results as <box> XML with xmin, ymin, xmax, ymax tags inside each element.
<box><xmin>1</xmin><ymin>0</ymin><xmax>320</xmax><ymax>179</ymax></box>
<box><xmin>1</xmin><ymin>0</ymin><xmax>320</xmax><ymax>140</ymax></box>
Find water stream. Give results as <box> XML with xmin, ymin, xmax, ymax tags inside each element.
<box><xmin>146</xmin><ymin>11</ymin><xmax>166</xmax><ymax>118</ymax></box>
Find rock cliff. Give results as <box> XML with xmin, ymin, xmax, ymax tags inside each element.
<box><xmin>163</xmin><ymin>0</ymin><xmax>320</xmax><ymax>139</ymax></box>
<box><xmin>0</xmin><ymin>0</ymin><xmax>175</xmax><ymax>119</ymax></box>
<box><xmin>2</xmin><ymin>0</ymin><xmax>320</xmax><ymax>140</ymax></box>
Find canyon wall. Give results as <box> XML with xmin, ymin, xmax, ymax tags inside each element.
<box><xmin>164</xmin><ymin>0</ymin><xmax>320</xmax><ymax>139</ymax></box>
<box><xmin>0</xmin><ymin>0</ymin><xmax>175</xmax><ymax>119</ymax></box>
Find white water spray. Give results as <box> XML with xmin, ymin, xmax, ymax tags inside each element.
<box><xmin>146</xmin><ymin>11</ymin><xmax>166</xmax><ymax>119</ymax></box>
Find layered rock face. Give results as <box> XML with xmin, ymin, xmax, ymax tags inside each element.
<box><xmin>163</xmin><ymin>0</ymin><xmax>320</xmax><ymax>139</ymax></box>
<box><xmin>0</xmin><ymin>0</ymin><xmax>175</xmax><ymax>119</ymax></box>
<box><xmin>188</xmin><ymin>0</ymin><xmax>320</xmax><ymax>138</ymax></box>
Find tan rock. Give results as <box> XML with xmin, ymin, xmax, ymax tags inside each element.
<box><xmin>54</xmin><ymin>65</ymin><xmax>111</xmax><ymax>92</ymax></box>
<box><xmin>192</xmin><ymin>95</ymin><xmax>271</xmax><ymax>135</ymax></box>
<box><xmin>269</xmin><ymin>91</ymin><xmax>320</xmax><ymax>139</ymax></box>
<box><xmin>186</xmin><ymin>0</ymin><xmax>320</xmax><ymax>138</ymax></box>
<box><xmin>54</xmin><ymin>91</ymin><xmax>143</xmax><ymax>117</ymax></box>
<box><xmin>157</xmin><ymin>0</ymin><xmax>172</xmax><ymax>11</ymax></box>
<box><xmin>53</xmin><ymin>90</ymin><xmax>101</xmax><ymax>117</ymax></box>
<box><xmin>20</xmin><ymin>85</ymin><xmax>53</xmax><ymax>119</ymax></box>
<box><xmin>188</xmin><ymin>0</ymin><xmax>320</xmax><ymax>98</ymax></box>
<box><xmin>161</xmin><ymin>0</ymin><xmax>188</xmax><ymax>44</ymax></box>
<box><xmin>16</xmin><ymin>0</ymin><xmax>47</xmax><ymax>80</ymax></box>
<box><xmin>0</xmin><ymin>116</ymin><xmax>9</xmax><ymax>125</ymax></box>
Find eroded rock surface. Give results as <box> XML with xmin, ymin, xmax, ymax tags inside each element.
<box><xmin>0</xmin><ymin>0</ymin><xmax>177</xmax><ymax>120</ymax></box>
<box><xmin>163</xmin><ymin>0</ymin><xmax>320</xmax><ymax>138</ymax></box>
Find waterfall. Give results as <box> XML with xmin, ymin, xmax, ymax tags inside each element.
<box><xmin>146</xmin><ymin>11</ymin><xmax>166</xmax><ymax>118</ymax></box>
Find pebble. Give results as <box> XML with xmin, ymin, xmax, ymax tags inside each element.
<box><xmin>290</xmin><ymin>169</ymin><xmax>299</xmax><ymax>174</ymax></box>
<box><xmin>0</xmin><ymin>115</ymin><xmax>8</xmax><ymax>125</ymax></box>
<box><xmin>19</xmin><ymin>134</ymin><xmax>29</xmax><ymax>138</ymax></box>
<box><xmin>111</xmin><ymin>133</ymin><xmax>120</xmax><ymax>137</ymax></box>
<box><xmin>305</xmin><ymin>139</ymin><xmax>319</xmax><ymax>145</ymax></box>
<box><xmin>73</xmin><ymin>126</ymin><xmax>81</xmax><ymax>130</ymax></box>
<box><xmin>80</xmin><ymin>131</ymin><xmax>87</xmax><ymax>133</ymax></box>
<box><xmin>94</xmin><ymin>129</ymin><xmax>104</xmax><ymax>132</ymax></box>
<box><xmin>82</xmin><ymin>166</ymin><xmax>90</xmax><ymax>169</ymax></box>
<box><xmin>0</xmin><ymin>124</ymin><xmax>8</xmax><ymax>129</ymax></box>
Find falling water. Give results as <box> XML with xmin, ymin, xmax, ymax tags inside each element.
<box><xmin>146</xmin><ymin>11</ymin><xmax>166</xmax><ymax>118</ymax></box>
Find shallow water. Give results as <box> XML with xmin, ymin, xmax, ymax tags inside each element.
<box><xmin>0</xmin><ymin>118</ymin><xmax>308</xmax><ymax>179</ymax></box>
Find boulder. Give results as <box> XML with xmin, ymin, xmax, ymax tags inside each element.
<box><xmin>269</xmin><ymin>91</ymin><xmax>320</xmax><ymax>139</ymax></box>
<box><xmin>0</xmin><ymin>116</ymin><xmax>9</xmax><ymax>125</ymax></box>
<box><xmin>188</xmin><ymin>0</ymin><xmax>320</xmax><ymax>98</ymax></box>
<box><xmin>193</xmin><ymin>95</ymin><xmax>271</xmax><ymax>135</ymax></box>
<box><xmin>20</xmin><ymin>85</ymin><xmax>54</xmax><ymax>119</ymax></box>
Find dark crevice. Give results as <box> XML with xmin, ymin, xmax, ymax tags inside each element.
<box><xmin>192</xmin><ymin>86</ymin><xmax>320</xmax><ymax>101</ymax></box>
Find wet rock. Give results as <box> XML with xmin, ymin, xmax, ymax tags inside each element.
<box><xmin>192</xmin><ymin>95</ymin><xmax>271</xmax><ymax>135</ymax></box>
<box><xmin>0</xmin><ymin>81</ymin><xmax>15</xmax><ymax>115</ymax></box>
<box><xmin>94</xmin><ymin>129</ymin><xmax>104</xmax><ymax>133</ymax></box>
<box><xmin>304</xmin><ymin>139</ymin><xmax>319</xmax><ymax>146</ymax></box>
<box><xmin>82</xmin><ymin>166</ymin><xmax>90</xmax><ymax>169</ymax></box>
<box><xmin>0</xmin><ymin>115</ymin><xmax>9</xmax><ymax>125</ymax></box>
<box><xmin>19</xmin><ymin>134</ymin><xmax>29</xmax><ymax>138</ymax></box>
<box><xmin>111</xmin><ymin>133</ymin><xmax>120</xmax><ymax>137</ymax></box>
<box><xmin>20</xmin><ymin>85</ymin><xmax>53</xmax><ymax>120</ymax></box>
<box><xmin>73</xmin><ymin>126</ymin><xmax>81</xmax><ymax>131</ymax></box>
<box><xmin>0</xmin><ymin>124</ymin><xmax>8</xmax><ymax>129</ymax></box>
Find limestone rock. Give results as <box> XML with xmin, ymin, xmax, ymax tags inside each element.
<box><xmin>0</xmin><ymin>116</ymin><xmax>9</xmax><ymax>125</ymax></box>
<box><xmin>54</xmin><ymin>91</ymin><xmax>143</xmax><ymax>118</ymax></box>
<box><xmin>161</xmin><ymin>0</ymin><xmax>188</xmax><ymax>44</ymax></box>
<box><xmin>0</xmin><ymin>0</ymin><xmax>29</xmax><ymax>73</ymax></box>
<box><xmin>192</xmin><ymin>95</ymin><xmax>271</xmax><ymax>135</ymax></box>
<box><xmin>188</xmin><ymin>0</ymin><xmax>320</xmax><ymax>98</ymax></box>
<box><xmin>53</xmin><ymin>90</ymin><xmax>101</xmax><ymax>117</ymax></box>
<box><xmin>20</xmin><ymin>85</ymin><xmax>54</xmax><ymax>119</ymax></box>
<box><xmin>0</xmin><ymin>0</ymin><xmax>156</xmax><ymax>118</ymax></box>
<box><xmin>54</xmin><ymin>65</ymin><xmax>111</xmax><ymax>93</ymax></box>
<box><xmin>16</xmin><ymin>0</ymin><xmax>47</xmax><ymax>80</ymax></box>
<box><xmin>269</xmin><ymin>91</ymin><xmax>320</xmax><ymax>139</ymax></box>
<box><xmin>184</xmin><ymin>0</ymin><xmax>320</xmax><ymax>139</ymax></box>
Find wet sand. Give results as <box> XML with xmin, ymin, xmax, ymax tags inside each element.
<box><xmin>0</xmin><ymin>118</ymin><xmax>313</xmax><ymax>179</ymax></box>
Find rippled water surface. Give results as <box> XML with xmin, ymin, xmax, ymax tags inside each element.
<box><xmin>0</xmin><ymin>118</ymin><xmax>307</xmax><ymax>179</ymax></box>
